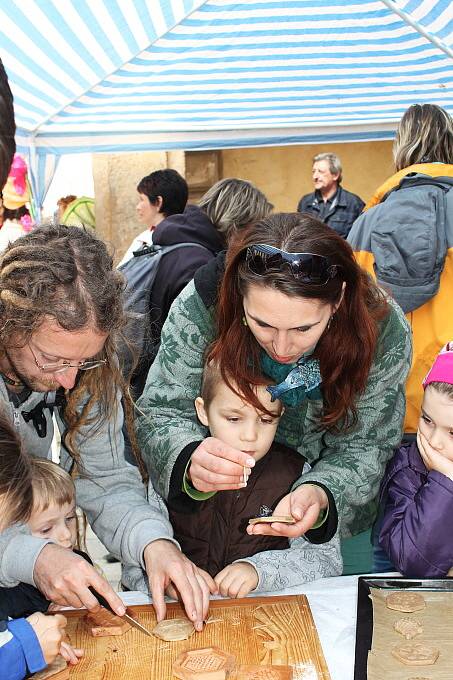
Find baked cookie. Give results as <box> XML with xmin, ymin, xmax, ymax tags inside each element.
<box><xmin>248</xmin><ymin>516</ymin><xmax>295</xmax><ymax>525</ymax></box>
<box><xmin>385</xmin><ymin>591</ymin><xmax>426</xmax><ymax>613</ymax></box>
<box><xmin>391</xmin><ymin>642</ymin><xmax>439</xmax><ymax>666</ymax></box>
<box><xmin>152</xmin><ymin>618</ymin><xmax>195</xmax><ymax>641</ymax></box>
<box><xmin>393</xmin><ymin>617</ymin><xmax>423</xmax><ymax>640</ymax></box>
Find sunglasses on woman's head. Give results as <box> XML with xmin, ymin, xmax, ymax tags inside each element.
<box><xmin>245</xmin><ymin>244</ymin><xmax>339</xmax><ymax>284</ymax></box>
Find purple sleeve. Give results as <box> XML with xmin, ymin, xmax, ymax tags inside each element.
<box><xmin>379</xmin><ymin>466</ymin><xmax>453</xmax><ymax>577</ymax></box>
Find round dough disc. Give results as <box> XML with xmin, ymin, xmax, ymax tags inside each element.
<box><xmin>152</xmin><ymin>618</ymin><xmax>195</xmax><ymax>641</ymax></box>
<box><xmin>385</xmin><ymin>591</ymin><xmax>426</xmax><ymax>613</ymax></box>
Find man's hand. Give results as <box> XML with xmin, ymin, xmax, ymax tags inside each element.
<box><xmin>144</xmin><ymin>540</ymin><xmax>217</xmax><ymax>631</ymax></box>
<box><xmin>26</xmin><ymin>612</ymin><xmax>67</xmax><ymax>665</ymax></box>
<box><xmin>188</xmin><ymin>437</ymin><xmax>255</xmax><ymax>492</ymax></box>
<box><xmin>34</xmin><ymin>544</ymin><xmax>125</xmax><ymax>615</ymax></box>
<box><xmin>247</xmin><ymin>484</ymin><xmax>328</xmax><ymax>538</ymax></box>
<box><xmin>417</xmin><ymin>430</ymin><xmax>453</xmax><ymax>480</ymax></box>
<box><xmin>214</xmin><ymin>563</ymin><xmax>258</xmax><ymax>599</ymax></box>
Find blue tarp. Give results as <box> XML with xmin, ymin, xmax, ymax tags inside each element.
<box><xmin>0</xmin><ymin>0</ymin><xmax>451</xmax><ymax>206</ymax></box>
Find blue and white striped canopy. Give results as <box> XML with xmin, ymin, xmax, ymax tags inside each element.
<box><xmin>0</xmin><ymin>0</ymin><xmax>452</xmax><ymax>206</ymax></box>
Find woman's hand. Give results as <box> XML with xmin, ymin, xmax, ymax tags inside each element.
<box><xmin>188</xmin><ymin>437</ymin><xmax>255</xmax><ymax>492</ymax></box>
<box><xmin>214</xmin><ymin>563</ymin><xmax>259</xmax><ymax>598</ymax></box>
<box><xmin>247</xmin><ymin>484</ymin><xmax>328</xmax><ymax>538</ymax></box>
<box><xmin>26</xmin><ymin>612</ymin><xmax>67</xmax><ymax>665</ymax></box>
<box><xmin>417</xmin><ymin>430</ymin><xmax>453</xmax><ymax>480</ymax></box>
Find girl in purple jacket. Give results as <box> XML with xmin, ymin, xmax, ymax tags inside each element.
<box><xmin>379</xmin><ymin>342</ymin><xmax>453</xmax><ymax>577</ymax></box>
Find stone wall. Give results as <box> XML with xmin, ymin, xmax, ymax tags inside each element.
<box><xmin>92</xmin><ymin>140</ymin><xmax>395</xmax><ymax>261</ymax></box>
<box><xmin>93</xmin><ymin>150</ymin><xmax>184</xmax><ymax>263</ymax></box>
<box><xmin>221</xmin><ymin>140</ymin><xmax>394</xmax><ymax>212</ymax></box>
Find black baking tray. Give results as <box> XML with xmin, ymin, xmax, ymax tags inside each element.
<box><xmin>353</xmin><ymin>576</ymin><xmax>453</xmax><ymax>680</ymax></box>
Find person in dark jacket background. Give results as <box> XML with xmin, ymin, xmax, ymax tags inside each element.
<box><xmin>297</xmin><ymin>152</ymin><xmax>364</xmax><ymax>238</ymax></box>
<box><xmin>379</xmin><ymin>342</ymin><xmax>453</xmax><ymax>577</ymax></box>
<box><xmin>131</xmin><ymin>178</ymin><xmax>273</xmax><ymax>397</ymax></box>
<box><xmin>118</xmin><ymin>168</ymin><xmax>189</xmax><ymax>267</ymax></box>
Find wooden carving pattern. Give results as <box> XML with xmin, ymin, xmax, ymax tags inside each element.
<box><xmin>64</xmin><ymin>595</ymin><xmax>330</xmax><ymax>679</ymax></box>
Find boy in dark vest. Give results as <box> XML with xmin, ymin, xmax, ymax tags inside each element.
<box><xmin>168</xmin><ymin>362</ymin><xmax>342</xmax><ymax>598</ymax></box>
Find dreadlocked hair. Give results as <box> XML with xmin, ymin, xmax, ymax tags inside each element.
<box><xmin>0</xmin><ymin>224</ymin><xmax>147</xmax><ymax>481</ymax></box>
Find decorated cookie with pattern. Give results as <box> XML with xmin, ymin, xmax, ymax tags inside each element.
<box><xmin>391</xmin><ymin>642</ymin><xmax>439</xmax><ymax>666</ymax></box>
<box><xmin>385</xmin><ymin>592</ymin><xmax>426</xmax><ymax>613</ymax></box>
<box><xmin>393</xmin><ymin>617</ymin><xmax>423</xmax><ymax>639</ymax></box>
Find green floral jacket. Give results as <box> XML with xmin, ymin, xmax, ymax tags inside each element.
<box><xmin>136</xmin><ymin>279</ymin><xmax>412</xmax><ymax>538</ymax></box>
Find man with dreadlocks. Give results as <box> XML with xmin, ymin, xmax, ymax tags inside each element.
<box><xmin>0</xmin><ymin>224</ymin><xmax>214</xmax><ymax>631</ymax></box>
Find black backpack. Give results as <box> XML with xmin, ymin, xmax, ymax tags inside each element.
<box><xmin>118</xmin><ymin>242</ymin><xmax>209</xmax><ymax>381</ymax></box>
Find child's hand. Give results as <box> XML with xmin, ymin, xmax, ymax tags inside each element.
<box><xmin>417</xmin><ymin>430</ymin><xmax>453</xmax><ymax>480</ymax></box>
<box><xmin>59</xmin><ymin>640</ymin><xmax>84</xmax><ymax>665</ymax></box>
<box><xmin>214</xmin><ymin>563</ymin><xmax>258</xmax><ymax>598</ymax></box>
<box><xmin>247</xmin><ymin>484</ymin><xmax>327</xmax><ymax>538</ymax></box>
<box><xmin>26</xmin><ymin>612</ymin><xmax>67</xmax><ymax>665</ymax></box>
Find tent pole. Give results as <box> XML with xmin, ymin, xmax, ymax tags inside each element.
<box><xmin>380</xmin><ymin>0</ymin><xmax>453</xmax><ymax>60</ymax></box>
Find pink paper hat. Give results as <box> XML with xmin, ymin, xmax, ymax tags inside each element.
<box><xmin>423</xmin><ymin>342</ymin><xmax>453</xmax><ymax>388</ymax></box>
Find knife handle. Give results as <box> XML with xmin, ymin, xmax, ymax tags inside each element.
<box><xmin>88</xmin><ymin>586</ymin><xmax>115</xmax><ymax>614</ymax></box>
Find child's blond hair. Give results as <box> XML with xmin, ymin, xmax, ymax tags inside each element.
<box><xmin>29</xmin><ymin>458</ymin><xmax>75</xmax><ymax>512</ymax></box>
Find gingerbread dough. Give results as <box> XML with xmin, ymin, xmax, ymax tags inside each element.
<box><xmin>85</xmin><ymin>606</ymin><xmax>131</xmax><ymax>636</ymax></box>
<box><xmin>393</xmin><ymin>617</ymin><xmax>423</xmax><ymax>640</ymax></box>
<box><xmin>152</xmin><ymin>617</ymin><xmax>195</xmax><ymax>641</ymax></box>
<box><xmin>173</xmin><ymin>646</ymin><xmax>235</xmax><ymax>680</ymax></box>
<box><xmin>385</xmin><ymin>591</ymin><xmax>426</xmax><ymax>613</ymax></box>
<box><xmin>391</xmin><ymin>641</ymin><xmax>439</xmax><ymax>666</ymax></box>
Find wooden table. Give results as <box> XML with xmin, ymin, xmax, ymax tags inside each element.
<box><xmin>64</xmin><ymin>594</ymin><xmax>332</xmax><ymax>679</ymax></box>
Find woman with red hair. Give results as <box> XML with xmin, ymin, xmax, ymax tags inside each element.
<box><xmin>136</xmin><ymin>213</ymin><xmax>412</xmax><ymax>569</ymax></box>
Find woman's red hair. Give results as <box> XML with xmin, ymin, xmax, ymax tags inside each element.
<box><xmin>208</xmin><ymin>213</ymin><xmax>389</xmax><ymax>431</ymax></box>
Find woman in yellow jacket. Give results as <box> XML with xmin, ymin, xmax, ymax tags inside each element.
<box><xmin>348</xmin><ymin>104</ymin><xmax>453</xmax><ymax>433</ymax></box>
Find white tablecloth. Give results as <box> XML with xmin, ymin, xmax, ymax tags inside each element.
<box><xmin>119</xmin><ymin>574</ymin><xmax>361</xmax><ymax>680</ymax></box>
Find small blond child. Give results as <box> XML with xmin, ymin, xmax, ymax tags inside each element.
<box><xmin>1</xmin><ymin>458</ymin><xmax>84</xmax><ymax>667</ymax></box>
<box><xmin>27</xmin><ymin>459</ymin><xmax>79</xmax><ymax>552</ymax></box>
<box><xmin>169</xmin><ymin>362</ymin><xmax>342</xmax><ymax>598</ymax></box>
<box><xmin>380</xmin><ymin>342</ymin><xmax>453</xmax><ymax>577</ymax></box>
<box><xmin>0</xmin><ymin>416</ymin><xmax>75</xmax><ymax>679</ymax></box>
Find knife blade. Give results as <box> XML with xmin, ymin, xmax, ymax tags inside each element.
<box><xmin>88</xmin><ymin>587</ymin><xmax>153</xmax><ymax>637</ymax></box>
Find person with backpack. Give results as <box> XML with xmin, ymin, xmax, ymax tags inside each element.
<box><xmin>120</xmin><ymin>178</ymin><xmax>273</xmax><ymax>399</ymax></box>
<box><xmin>348</xmin><ymin>103</ymin><xmax>453</xmax><ymax>435</ymax></box>
<box><xmin>117</xmin><ymin>169</ymin><xmax>189</xmax><ymax>267</ymax></box>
